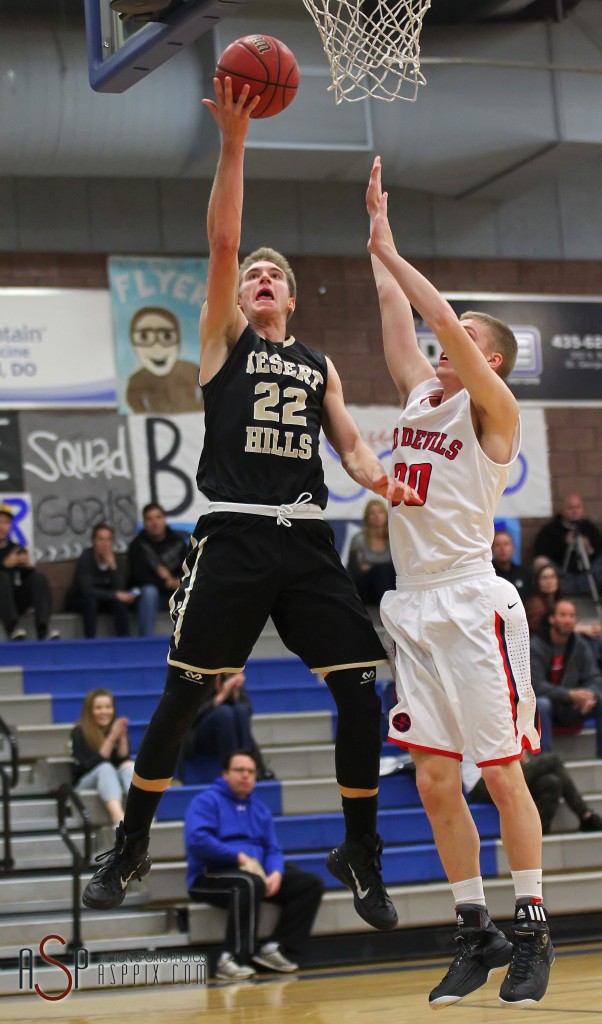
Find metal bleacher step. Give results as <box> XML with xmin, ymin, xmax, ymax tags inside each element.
<box><xmin>186</xmin><ymin>869</ymin><xmax>602</xmax><ymax>944</ymax></box>
<box><xmin>4</xmin><ymin>823</ymin><xmax>602</xmax><ymax>917</ymax></box>
<box><xmin>0</xmin><ymin>693</ymin><xmax>52</xmax><ymax>727</ymax></box>
<box><xmin>0</xmin><ymin>666</ymin><xmax>23</xmax><ymax>695</ymax></box>
<box><xmin>6</xmin><ymin>709</ymin><xmax>336</xmax><ymax>767</ymax></box>
<box><xmin>0</xmin><ymin>907</ymin><xmax>178</xmax><ymax>948</ymax></box>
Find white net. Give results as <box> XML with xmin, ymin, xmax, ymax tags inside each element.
<box><xmin>301</xmin><ymin>0</ymin><xmax>432</xmax><ymax>103</ymax></box>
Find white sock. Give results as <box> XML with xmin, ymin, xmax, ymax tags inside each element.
<box><xmin>451</xmin><ymin>876</ymin><xmax>486</xmax><ymax>907</ymax></box>
<box><xmin>218</xmin><ymin>951</ymin><xmax>233</xmax><ymax>966</ymax></box>
<box><xmin>260</xmin><ymin>942</ymin><xmax>278</xmax><ymax>954</ymax></box>
<box><xmin>511</xmin><ymin>869</ymin><xmax>543</xmax><ymax>902</ymax></box>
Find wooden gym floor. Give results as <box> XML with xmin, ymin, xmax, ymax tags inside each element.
<box><xmin>1</xmin><ymin>943</ymin><xmax>601</xmax><ymax>1023</ymax></box>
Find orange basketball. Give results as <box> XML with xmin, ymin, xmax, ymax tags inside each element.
<box><xmin>215</xmin><ymin>34</ymin><xmax>299</xmax><ymax>119</ymax></box>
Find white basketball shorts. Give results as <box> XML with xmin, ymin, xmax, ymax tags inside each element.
<box><xmin>380</xmin><ymin>563</ymin><xmax>540</xmax><ymax>766</ymax></box>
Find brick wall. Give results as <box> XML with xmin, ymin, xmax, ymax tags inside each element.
<box><xmin>3</xmin><ymin>251</ymin><xmax>602</xmax><ymax>572</ymax></box>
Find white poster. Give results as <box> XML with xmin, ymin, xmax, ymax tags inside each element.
<box><xmin>128</xmin><ymin>405</ymin><xmax>551</xmax><ymax>533</ymax></box>
<box><xmin>0</xmin><ymin>289</ymin><xmax>117</xmax><ymax>408</ymax></box>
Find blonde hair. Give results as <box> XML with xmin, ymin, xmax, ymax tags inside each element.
<box><xmin>460</xmin><ymin>311</ymin><xmax>517</xmax><ymax>380</ymax></box>
<box><xmin>79</xmin><ymin>688</ymin><xmax>115</xmax><ymax>752</ymax></box>
<box><xmin>239</xmin><ymin>247</ymin><xmax>297</xmax><ymax>300</ymax></box>
<box><xmin>362</xmin><ymin>498</ymin><xmax>389</xmax><ymax>541</ymax></box>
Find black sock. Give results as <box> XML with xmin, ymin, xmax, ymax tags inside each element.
<box><xmin>342</xmin><ymin>795</ymin><xmax>378</xmax><ymax>843</ymax></box>
<box><xmin>123</xmin><ymin>784</ymin><xmax>163</xmax><ymax>838</ymax></box>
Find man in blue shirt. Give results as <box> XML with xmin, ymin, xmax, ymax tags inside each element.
<box><xmin>184</xmin><ymin>748</ymin><xmax>323</xmax><ymax>980</ymax></box>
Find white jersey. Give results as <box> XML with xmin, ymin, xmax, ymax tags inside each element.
<box><xmin>389</xmin><ymin>377</ymin><xmax>519</xmax><ymax>577</ymax></box>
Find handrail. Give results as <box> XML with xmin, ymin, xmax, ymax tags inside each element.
<box><xmin>57</xmin><ymin>783</ymin><xmax>93</xmax><ymax>949</ymax></box>
<box><xmin>0</xmin><ymin>715</ymin><xmax>19</xmax><ymax>871</ymax></box>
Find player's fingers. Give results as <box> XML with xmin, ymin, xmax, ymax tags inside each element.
<box><xmin>202</xmin><ymin>99</ymin><xmax>219</xmax><ymax>123</ymax></box>
<box><xmin>234</xmin><ymin>81</ymin><xmax>251</xmax><ymax>109</ymax></box>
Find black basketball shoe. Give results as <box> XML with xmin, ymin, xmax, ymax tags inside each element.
<box><xmin>499</xmin><ymin>900</ymin><xmax>554</xmax><ymax>1006</ymax></box>
<box><xmin>326</xmin><ymin>833</ymin><xmax>398</xmax><ymax>930</ymax></box>
<box><xmin>429</xmin><ymin>905</ymin><xmax>513</xmax><ymax>1009</ymax></box>
<box><xmin>82</xmin><ymin>822</ymin><xmax>151</xmax><ymax>910</ymax></box>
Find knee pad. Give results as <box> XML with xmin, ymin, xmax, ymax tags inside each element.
<box><xmin>134</xmin><ymin>666</ymin><xmax>213</xmax><ymax>780</ymax></box>
<box><xmin>325</xmin><ymin>667</ymin><xmax>381</xmax><ymax>789</ymax></box>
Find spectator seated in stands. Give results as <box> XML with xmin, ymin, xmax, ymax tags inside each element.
<box><xmin>180</xmin><ymin>672</ymin><xmax>274</xmax><ymax>782</ymax></box>
<box><xmin>462</xmin><ymin>749</ymin><xmax>602</xmax><ymax>836</ymax></box>
<box><xmin>66</xmin><ymin>522</ymin><xmax>135</xmax><ymax>638</ymax></box>
<box><xmin>185</xmin><ymin>749</ymin><xmax>323</xmax><ymax>981</ymax></box>
<box><xmin>71</xmin><ymin>688</ymin><xmax>134</xmax><ymax>826</ymax></box>
<box><xmin>491</xmin><ymin>529</ymin><xmax>531</xmax><ymax>603</ymax></box>
<box><xmin>525</xmin><ymin>563</ymin><xmax>602</xmax><ymax>663</ymax></box>
<box><xmin>185</xmin><ymin>749</ymin><xmax>321</xmax><ymax>978</ymax></box>
<box><xmin>533</xmin><ymin>492</ymin><xmax>602</xmax><ymax>596</ymax></box>
<box><xmin>530</xmin><ymin>598</ymin><xmax>602</xmax><ymax>758</ymax></box>
<box><xmin>127</xmin><ymin>502</ymin><xmax>188</xmax><ymax>636</ymax></box>
<box><xmin>525</xmin><ymin>563</ymin><xmax>563</xmax><ymax>636</ymax></box>
<box><xmin>0</xmin><ymin>503</ymin><xmax>59</xmax><ymax>641</ymax></box>
<box><xmin>346</xmin><ymin>498</ymin><xmax>395</xmax><ymax>607</ymax></box>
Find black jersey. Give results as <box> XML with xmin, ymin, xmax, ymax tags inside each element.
<box><xmin>196</xmin><ymin>324</ymin><xmax>329</xmax><ymax>508</ymax></box>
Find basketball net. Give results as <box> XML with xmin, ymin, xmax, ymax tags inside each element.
<box><xmin>301</xmin><ymin>0</ymin><xmax>432</xmax><ymax>103</ymax></box>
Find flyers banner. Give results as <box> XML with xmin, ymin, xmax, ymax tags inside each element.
<box><xmin>418</xmin><ymin>295</ymin><xmax>602</xmax><ymax>404</ymax></box>
<box><xmin>108</xmin><ymin>257</ymin><xmax>208</xmax><ymax>416</ymax></box>
<box><xmin>20</xmin><ymin>411</ymin><xmax>138</xmax><ymax>563</ymax></box>
<box><xmin>128</xmin><ymin>405</ymin><xmax>551</xmax><ymax>534</ymax></box>
<box><xmin>0</xmin><ymin>289</ymin><xmax>117</xmax><ymax>408</ymax></box>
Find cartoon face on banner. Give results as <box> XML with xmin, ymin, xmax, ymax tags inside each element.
<box><xmin>108</xmin><ymin>257</ymin><xmax>208</xmax><ymax>415</ymax></box>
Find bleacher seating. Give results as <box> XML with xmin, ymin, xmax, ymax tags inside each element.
<box><xmin>0</xmin><ymin>630</ymin><xmax>601</xmax><ymax>994</ymax></box>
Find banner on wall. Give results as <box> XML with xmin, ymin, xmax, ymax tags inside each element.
<box><xmin>108</xmin><ymin>257</ymin><xmax>208</xmax><ymax>416</ymax></box>
<box><xmin>0</xmin><ymin>412</ymin><xmax>24</xmax><ymax>489</ymax></box>
<box><xmin>20</xmin><ymin>411</ymin><xmax>138</xmax><ymax>563</ymax></box>
<box><xmin>0</xmin><ymin>289</ymin><xmax>117</xmax><ymax>408</ymax></box>
<box><xmin>419</xmin><ymin>295</ymin><xmax>602</xmax><ymax>404</ymax></box>
<box><xmin>128</xmin><ymin>405</ymin><xmax>551</xmax><ymax>533</ymax></box>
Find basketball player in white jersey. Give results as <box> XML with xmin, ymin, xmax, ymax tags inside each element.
<box><xmin>366</xmin><ymin>157</ymin><xmax>553</xmax><ymax>1009</ymax></box>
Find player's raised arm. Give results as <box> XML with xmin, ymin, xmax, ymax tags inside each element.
<box><xmin>368</xmin><ymin>192</ymin><xmax>518</xmax><ymax>444</ymax></box>
<box><xmin>367</xmin><ymin>158</ymin><xmax>433</xmax><ymax>404</ymax></box>
<box><xmin>199</xmin><ymin>78</ymin><xmax>259</xmax><ymax>383</ymax></box>
<box><xmin>322</xmin><ymin>358</ymin><xmax>421</xmax><ymax>506</ymax></box>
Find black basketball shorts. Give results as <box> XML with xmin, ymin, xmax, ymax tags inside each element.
<box><xmin>167</xmin><ymin>511</ymin><xmax>386</xmax><ymax>675</ymax></box>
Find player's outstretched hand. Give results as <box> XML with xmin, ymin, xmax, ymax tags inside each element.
<box><xmin>202</xmin><ymin>76</ymin><xmax>260</xmax><ymax>136</ymax></box>
<box><xmin>366</xmin><ymin>155</ymin><xmax>383</xmax><ymax>222</ymax></box>
<box><xmin>371</xmin><ymin>473</ymin><xmax>423</xmax><ymax>506</ymax></box>
<box><xmin>367</xmin><ymin>193</ymin><xmax>392</xmax><ymax>258</ymax></box>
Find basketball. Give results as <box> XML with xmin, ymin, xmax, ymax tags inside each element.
<box><xmin>215</xmin><ymin>35</ymin><xmax>299</xmax><ymax>119</ymax></box>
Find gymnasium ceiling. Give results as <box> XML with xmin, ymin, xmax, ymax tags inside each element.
<box><xmin>0</xmin><ymin>0</ymin><xmax>601</xmax><ymax>202</ymax></box>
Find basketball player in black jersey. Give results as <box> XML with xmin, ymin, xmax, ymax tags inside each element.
<box><xmin>82</xmin><ymin>78</ymin><xmax>419</xmax><ymax>928</ymax></box>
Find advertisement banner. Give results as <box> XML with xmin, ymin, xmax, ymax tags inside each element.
<box><xmin>419</xmin><ymin>295</ymin><xmax>602</xmax><ymax>404</ymax></box>
<box><xmin>0</xmin><ymin>289</ymin><xmax>117</xmax><ymax>408</ymax></box>
<box><xmin>19</xmin><ymin>411</ymin><xmax>138</xmax><ymax>562</ymax></box>
<box><xmin>108</xmin><ymin>257</ymin><xmax>208</xmax><ymax>416</ymax></box>
<box><xmin>128</xmin><ymin>405</ymin><xmax>551</xmax><ymax>534</ymax></box>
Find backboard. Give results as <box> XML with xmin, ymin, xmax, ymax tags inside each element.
<box><xmin>84</xmin><ymin>0</ymin><xmax>253</xmax><ymax>93</ymax></box>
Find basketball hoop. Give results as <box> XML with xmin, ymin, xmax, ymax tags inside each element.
<box><xmin>301</xmin><ymin>0</ymin><xmax>431</xmax><ymax>103</ymax></box>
